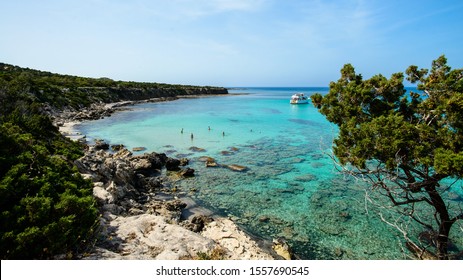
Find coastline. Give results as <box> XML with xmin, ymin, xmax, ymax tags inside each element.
<box><xmin>56</xmin><ymin>95</ymin><xmax>232</xmax><ymax>140</ymax></box>
<box><xmin>58</xmin><ymin>121</ymin><xmax>82</xmax><ymax>140</ymax></box>
<box><xmin>56</xmin><ymin>95</ymin><xmax>289</xmax><ymax>260</ymax></box>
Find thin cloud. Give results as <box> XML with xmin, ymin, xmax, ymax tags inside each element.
<box><xmin>209</xmin><ymin>0</ymin><xmax>268</xmax><ymax>12</ymax></box>
<box><xmin>134</xmin><ymin>0</ymin><xmax>268</xmax><ymax>21</ymax></box>
<box><xmin>380</xmin><ymin>1</ymin><xmax>463</xmax><ymax>34</ymax></box>
<box><xmin>301</xmin><ymin>0</ymin><xmax>376</xmax><ymax>43</ymax></box>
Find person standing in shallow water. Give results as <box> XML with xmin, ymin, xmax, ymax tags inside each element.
<box><xmin>191</xmin><ymin>133</ymin><xmax>194</xmax><ymax>140</ymax></box>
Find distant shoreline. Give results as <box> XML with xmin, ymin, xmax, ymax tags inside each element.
<box><xmin>57</xmin><ymin>94</ymin><xmax>232</xmax><ymax>140</ymax></box>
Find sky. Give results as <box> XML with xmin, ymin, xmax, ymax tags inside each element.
<box><xmin>1</xmin><ymin>0</ymin><xmax>462</xmax><ymax>87</ymax></box>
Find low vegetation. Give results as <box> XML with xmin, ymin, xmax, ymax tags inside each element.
<box><xmin>0</xmin><ymin>84</ymin><xmax>98</xmax><ymax>259</ymax></box>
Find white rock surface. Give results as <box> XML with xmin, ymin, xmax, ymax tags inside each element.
<box><xmin>85</xmin><ymin>213</ymin><xmax>274</xmax><ymax>260</ymax></box>
<box><xmin>201</xmin><ymin>218</ymin><xmax>274</xmax><ymax>260</ymax></box>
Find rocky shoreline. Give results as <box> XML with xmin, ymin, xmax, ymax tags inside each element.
<box><xmin>50</xmin><ymin>97</ymin><xmax>177</xmax><ymax>128</ymax></box>
<box><xmin>55</xmin><ymin>96</ymin><xmax>293</xmax><ymax>260</ymax></box>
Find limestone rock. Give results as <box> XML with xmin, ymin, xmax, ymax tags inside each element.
<box><xmin>272</xmin><ymin>237</ymin><xmax>293</xmax><ymax>260</ymax></box>
<box><xmin>71</xmin><ymin>137</ymin><xmax>274</xmax><ymax>260</ymax></box>
<box><xmin>94</xmin><ymin>139</ymin><xmax>109</xmax><ymax>150</ymax></box>
<box><xmin>166</xmin><ymin>157</ymin><xmax>181</xmax><ymax>171</ymax></box>
<box><xmin>201</xmin><ymin>218</ymin><xmax>273</xmax><ymax>260</ymax></box>
<box><xmin>165</xmin><ymin>200</ymin><xmax>187</xmax><ymax>212</ymax></box>
<box><xmin>180</xmin><ymin>167</ymin><xmax>195</xmax><ymax>177</ymax></box>
<box><xmin>93</xmin><ymin>185</ymin><xmax>114</xmax><ymax>205</ymax></box>
<box><xmin>179</xmin><ymin>158</ymin><xmax>189</xmax><ymax>166</ymax></box>
<box><xmin>106</xmin><ymin>181</ymin><xmax>126</xmax><ymax>201</ymax></box>
<box><xmin>131</xmin><ymin>158</ymin><xmax>152</xmax><ymax>173</ymax></box>
<box><xmin>115</xmin><ymin>148</ymin><xmax>133</xmax><ymax>159</ymax></box>
<box><xmin>184</xmin><ymin>215</ymin><xmax>214</xmax><ymax>233</ymax></box>
<box><xmin>89</xmin><ymin>214</ymin><xmax>216</xmax><ymax>260</ymax></box>
<box><xmin>111</xmin><ymin>144</ymin><xmax>125</xmax><ymax>151</ymax></box>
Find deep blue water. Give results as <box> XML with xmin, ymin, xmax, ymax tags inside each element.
<box><xmin>76</xmin><ymin>87</ymin><xmax>462</xmax><ymax>259</ymax></box>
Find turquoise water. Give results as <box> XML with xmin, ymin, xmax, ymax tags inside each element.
<box><xmin>77</xmin><ymin>87</ymin><xmax>462</xmax><ymax>259</ymax></box>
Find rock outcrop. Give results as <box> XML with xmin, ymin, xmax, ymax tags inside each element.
<box><xmin>76</xmin><ymin>144</ymin><xmax>274</xmax><ymax>260</ymax></box>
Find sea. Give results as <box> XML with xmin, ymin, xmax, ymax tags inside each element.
<box><xmin>75</xmin><ymin>87</ymin><xmax>463</xmax><ymax>259</ymax></box>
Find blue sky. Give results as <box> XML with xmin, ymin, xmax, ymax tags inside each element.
<box><xmin>1</xmin><ymin>0</ymin><xmax>462</xmax><ymax>86</ymax></box>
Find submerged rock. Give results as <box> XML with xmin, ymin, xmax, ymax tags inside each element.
<box><xmin>132</xmin><ymin>147</ymin><xmax>146</xmax><ymax>152</ymax></box>
<box><xmin>180</xmin><ymin>168</ymin><xmax>195</xmax><ymax>177</ymax></box>
<box><xmin>226</xmin><ymin>164</ymin><xmax>248</xmax><ymax>172</ymax></box>
<box><xmin>206</xmin><ymin>161</ymin><xmax>219</xmax><ymax>167</ymax></box>
<box><xmin>197</xmin><ymin>156</ymin><xmax>220</xmax><ymax>167</ymax></box>
<box><xmin>198</xmin><ymin>156</ymin><xmax>215</xmax><ymax>162</ymax></box>
<box><xmin>295</xmin><ymin>174</ymin><xmax>316</xmax><ymax>182</ymax></box>
<box><xmin>189</xmin><ymin>146</ymin><xmax>206</xmax><ymax>152</ymax></box>
<box><xmin>206</xmin><ymin>158</ymin><xmax>219</xmax><ymax>167</ymax></box>
<box><xmin>258</xmin><ymin>216</ymin><xmax>270</xmax><ymax>223</ymax></box>
<box><xmin>448</xmin><ymin>191</ymin><xmax>462</xmax><ymax>201</ymax></box>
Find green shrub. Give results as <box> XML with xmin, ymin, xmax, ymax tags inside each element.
<box><xmin>0</xmin><ymin>79</ymin><xmax>98</xmax><ymax>259</ymax></box>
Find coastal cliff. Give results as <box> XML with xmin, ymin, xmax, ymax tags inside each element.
<box><xmin>0</xmin><ymin>62</ymin><xmax>227</xmax><ymax>110</ymax></box>
<box><xmin>48</xmin><ymin>86</ymin><xmax>228</xmax><ymax>125</ymax></box>
<box><xmin>52</xmin><ymin>84</ymin><xmax>228</xmax><ymax>107</ymax></box>
<box><xmin>1</xmin><ymin>62</ymin><xmax>228</xmax><ymax>126</ymax></box>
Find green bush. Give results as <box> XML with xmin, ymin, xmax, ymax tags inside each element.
<box><xmin>0</xmin><ymin>79</ymin><xmax>98</xmax><ymax>259</ymax></box>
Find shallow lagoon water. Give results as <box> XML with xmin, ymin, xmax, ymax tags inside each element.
<box><xmin>77</xmin><ymin>87</ymin><xmax>462</xmax><ymax>259</ymax></box>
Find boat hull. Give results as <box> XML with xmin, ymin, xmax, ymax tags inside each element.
<box><xmin>290</xmin><ymin>99</ymin><xmax>309</xmax><ymax>104</ymax></box>
<box><xmin>290</xmin><ymin>93</ymin><xmax>309</xmax><ymax>104</ymax></box>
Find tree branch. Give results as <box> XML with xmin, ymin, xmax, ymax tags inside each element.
<box><xmin>450</xmin><ymin>212</ymin><xmax>463</xmax><ymax>224</ymax></box>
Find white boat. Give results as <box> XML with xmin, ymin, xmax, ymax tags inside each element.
<box><xmin>290</xmin><ymin>93</ymin><xmax>308</xmax><ymax>104</ymax></box>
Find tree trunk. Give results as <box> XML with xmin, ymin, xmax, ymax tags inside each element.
<box><xmin>436</xmin><ymin>222</ymin><xmax>452</xmax><ymax>260</ymax></box>
<box><xmin>425</xmin><ymin>183</ymin><xmax>451</xmax><ymax>260</ymax></box>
